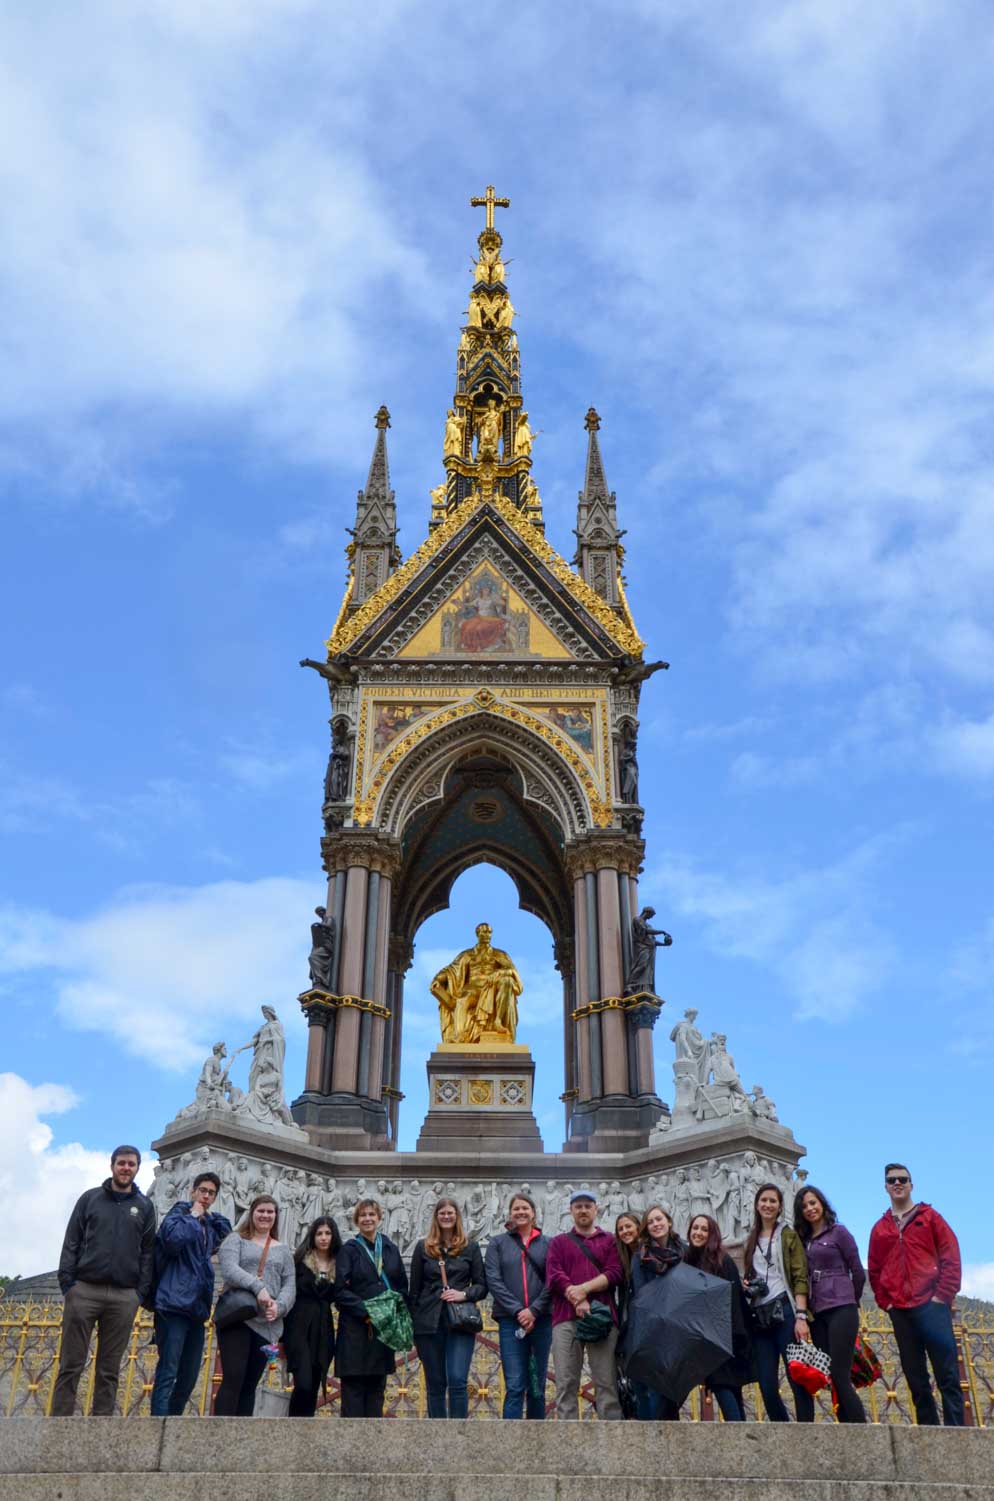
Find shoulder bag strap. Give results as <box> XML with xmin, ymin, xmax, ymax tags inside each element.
<box><xmin>257</xmin><ymin>1234</ymin><xmax>272</xmax><ymax>1277</ymax></box>
<box><xmin>569</xmin><ymin>1230</ymin><xmax>604</xmax><ymax>1274</ymax></box>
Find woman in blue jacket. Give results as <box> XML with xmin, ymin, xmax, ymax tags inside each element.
<box><xmin>150</xmin><ymin>1171</ymin><xmax>232</xmax><ymax>1416</ymax></box>
<box><xmin>484</xmin><ymin>1192</ymin><xmax>552</xmax><ymax>1419</ymax></box>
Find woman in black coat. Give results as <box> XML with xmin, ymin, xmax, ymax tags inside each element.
<box><xmin>283</xmin><ymin>1216</ymin><xmax>341</xmax><ymax>1417</ymax></box>
<box><xmin>409</xmin><ymin>1197</ymin><xmax>486</xmax><ymax>1419</ymax></box>
<box><xmin>332</xmin><ymin>1197</ymin><xmax>409</xmax><ymax>1417</ymax></box>
<box><xmin>685</xmin><ymin>1214</ymin><xmax>753</xmax><ymax>1421</ymax></box>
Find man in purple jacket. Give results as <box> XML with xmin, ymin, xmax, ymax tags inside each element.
<box><xmin>545</xmin><ymin>1188</ymin><xmax>624</xmax><ymax>1419</ymax></box>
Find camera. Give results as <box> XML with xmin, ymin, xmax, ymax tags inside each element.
<box><xmin>744</xmin><ymin>1275</ymin><xmax>769</xmax><ymax>1303</ymax></box>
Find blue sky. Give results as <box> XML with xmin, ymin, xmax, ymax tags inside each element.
<box><xmin>2</xmin><ymin>1</ymin><xmax>992</xmax><ymax>1290</ymax></box>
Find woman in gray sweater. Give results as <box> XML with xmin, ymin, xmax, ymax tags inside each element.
<box><xmin>215</xmin><ymin>1195</ymin><xmax>296</xmax><ymax>1415</ymax></box>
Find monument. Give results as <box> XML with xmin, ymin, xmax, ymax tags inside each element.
<box><xmin>150</xmin><ymin>186</ymin><xmax>804</xmax><ymax>1245</ymax></box>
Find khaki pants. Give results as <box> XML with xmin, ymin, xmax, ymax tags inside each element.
<box><xmin>552</xmin><ymin>1319</ymin><xmax>622</xmax><ymax>1420</ymax></box>
<box><xmin>50</xmin><ymin>1282</ymin><xmax>140</xmax><ymax>1416</ymax></box>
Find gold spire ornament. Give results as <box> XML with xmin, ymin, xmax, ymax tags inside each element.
<box><xmin>430</xmin><ymin>922</ymin><xmax>523</xmax><ymax>1045</ymax></box>
<box><xmin>470</xmin><ymin>183</ymin><xmax>510</xmax><ymax>232</ymax></box>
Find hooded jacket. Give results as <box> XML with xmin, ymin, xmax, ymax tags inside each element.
<box><xmin>58</xmin><ymin>1179</ymin><xmax>157</xmax><ymax>1301</ymax></box>
<box><xmin>484</xmin><ymin>1228</ymin><xmax>551</xmax><ymax>1321</ymax></box>
<box><xmin>867</xmin><ymin>1203</ymin><xmax>961</xmax><ymax>1310</ymax></box>
<box><xmin>153</xmin><ymin>1201</ymin><xmax>232</xmax><ymax>1322</ymax></box>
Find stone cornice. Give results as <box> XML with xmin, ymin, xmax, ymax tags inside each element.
<box><xmin>564</xmin><ymin>831</ymin><xmax>645</xmax><ymax>880</ymax></box>
<box><xmin>320</xmin><ymin>829</ymin><xmax>403</xmax><ymax>878</ymax></box>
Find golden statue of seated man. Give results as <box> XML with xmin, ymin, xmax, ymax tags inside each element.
<box><xmin>430</xmin><ymin>922</ymin><xmax>522</xmax><ymax>1045</ymax></box>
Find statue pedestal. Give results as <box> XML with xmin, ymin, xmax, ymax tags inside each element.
<box><xmin>416</xmin><ymin>1046</ymin><xmax>544</xmax><ymax>1154</ymax></box>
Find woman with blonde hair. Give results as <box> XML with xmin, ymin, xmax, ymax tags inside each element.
<box><xmin>409</xmin><ymin>1197</ymin><xmax>486</xmax><ymax>1418</ymax></box>
<box><xmin>215</xmin><ymin>1195</ymin><xmax>296</xmax><ymax>1416</ymax></box>
<box><xmin>333</xmin><ymin>1198</ymin><xmax>408</xmax><ymax>1418</ymax></box>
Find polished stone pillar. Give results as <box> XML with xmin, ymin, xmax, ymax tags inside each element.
<box><xmin>291</xmin><ymin>830</ymin><xmax>400</xmax><ymax>1150</ymax></box>
<box><xmin>564</xmin><ymin>831</ymin><xmax>665</xmax><ymax>1152</ymax></box>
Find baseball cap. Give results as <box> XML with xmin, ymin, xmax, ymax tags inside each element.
<box><xmin>570</xmin><ymin>1188</ymin><xmax>597</xmax><ymax>1204</ymax></box>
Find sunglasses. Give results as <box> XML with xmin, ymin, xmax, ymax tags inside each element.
<box><xmin>886</xmin><ymin>1175</ymin><xmax>910</xmax><ymax>1186</ymax></box>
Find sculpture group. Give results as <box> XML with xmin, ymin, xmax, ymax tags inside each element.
<box><xmin>171</xmin><ymin>1005</ymin><xmax>301</xmax><ymax>1135</ymax></box>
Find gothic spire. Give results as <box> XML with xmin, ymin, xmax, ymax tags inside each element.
<box><xmin>574</xmin><ymin>407</ymin><xmax>623</xmax><ymax>608</ymax></box>
<box><xmin>347</xmin><ymin>405</ymin><xmax>400</xmax><ymax>612</ymax></box>
<box><xmin>430</xmin><ymin>186</ymin><xmax>542</xmax><ymax>528</ymax></box>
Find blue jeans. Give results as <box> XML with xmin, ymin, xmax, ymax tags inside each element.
<box><xmin>496</xmin><ymin>1316</ymin><xmax>553</xmax><ymax>1419</ymax></box>
<box><xmin>752</xmin><ymin>1312</ymin><xmax>814</xmax><ymax>1423</ymax></box>
<box><xmin>415</xmin><ymin>1327</ymin><xmax>477</xmax><ymax>1418</ymax></box>
<box><xmin>150</xmin><ymin>1311</ymin><xmax>206</xmax><ymax>1416</ymax></box>
<box><xmin>633</xmin><ymin>1380</ymin><xmax>680</xmax><ymax>1421</ymax></box>
<box><xmin>889</xmin><ymin>1301</ymin><xmax>964</xmax><ymax>1426</ymax></box>
<box><xmin>712</xmin><ymin>1384</ymin><xmax>746</xmax><ymax>1421</ymax></box>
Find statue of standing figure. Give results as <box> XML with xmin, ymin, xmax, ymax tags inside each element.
<box><xmin>307</xmin><ymin>906</ymin><xmax>337</xmax><ymax>993</ymax></box>
<box><xmin>476</xmin><ymin>400</ymin><xmax>501</xmax><ymax>460</ymax></box>
<box><xmin>618</xmin><ymin>727</ymin><xmax>640</xmax><ymax>804</ymax></box>
<box><xmin>325</xmin><ymin>724</ymin><xmax>351</xmax><ymax>804</ymax></box>
<box><xmin>624</xmin><ymin>907</ymin><xmax>672</xmax><ymax>996</ymax></box>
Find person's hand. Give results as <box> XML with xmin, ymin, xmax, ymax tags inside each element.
<box><xmin>576</xmin><ymin>1299</ymin><xmax>592</xmax><ymax>1318</ymax></box>
<box><xmin>190</xmin><ymin>1201</ymin><xmax>205</xmax><ymax>1219</ymax></box>
<box><xmin>565</xmin><ymin>1284</ymin><xmax>586</xmax><ymax>1307</ymax></box>
<box><xmin>258</xmin><ymin>1289</ymin><xmax>276</xmax><ymax>1313</ymax></box>
<box><xmin>440</xmin><ymin>1288</ymin><xmax>465</xmax><ymax>1302</ymax></box>
<box><xmin>263</xmin><ymin>1301</ymin><xmax>279</xmax><ymax>1323</ymax></box>
<box><xmin>517</xmin><ymin>1308</ymin><xmax>536</xmax><ymax>1332</ymax></box>
<box><xmin>795</xmin><ymin>1317</ymin><xmax>811</xmax><ymax>1343</ymax></box>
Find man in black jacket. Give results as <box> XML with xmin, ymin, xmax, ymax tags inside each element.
<box><xmin>51</xmin><ymin>1145</ymin><xmax>157</xmax><ymax>1415</ymax></box>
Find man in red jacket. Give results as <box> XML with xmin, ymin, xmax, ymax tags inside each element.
<box><xmin>867</xmin><ymin>1162</ymin><xmax>963</xmax><ymax>1426</ymax></box>
<box><xmin>546</xmin><ymin>1188</ymin><xmax>624</xmax><ymax>1420</ymax></box>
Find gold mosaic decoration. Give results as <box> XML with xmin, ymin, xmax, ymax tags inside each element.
<box><xmin>353</xmin><ymin>688</ymin><xmax>613</xmax><ymax>828</ymax></box>
<box><xmin>325</xmin><ymin>491</ymin><xmax>642</xmax><ymax>658</ymax></box>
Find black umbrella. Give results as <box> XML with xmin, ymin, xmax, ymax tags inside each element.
<box><xmin>623</xmin><ymin>1261</ymin><xmax>733</xmax><ymax>1406</ymax></box>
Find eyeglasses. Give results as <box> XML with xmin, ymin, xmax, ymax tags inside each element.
<box><xmin>886</xmin><ymin>1175</ymin><xmax>910</xmax><ymax>1186</ymax></box>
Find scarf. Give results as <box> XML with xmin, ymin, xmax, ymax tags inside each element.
<box><xmin>640</xmin><ymin>1239</ymin><xmax>682</xmax><ymax>1276</ymax></box>
<box><xmin>354</xmin><ymin>1231</ymin><xmax>391</xmax><ymax>1290</ymax></box>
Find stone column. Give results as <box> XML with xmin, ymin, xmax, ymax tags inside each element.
<box><xmin>572</xmin><ymin>875</ymin><xmax>593</xmax><ymax>1099</ymax></box>
<box><xmin>301</xmin><ymin>999</ymin><xmax>332</xmax><ymax>1093</ymax></box>
<box><xmin>564</xmin><ymin>831</ymin><xmax>662</xmax><ymax>1152</ymax></box>
<box><xmin>596</xmin><ymin>866</ymin><xmax>628</xmax><ymax>1096</ymax></box>
<box><xmin>291</xmin><ymin>830</ymin><xmax>400</xmax><ymax>1149</ymax></box>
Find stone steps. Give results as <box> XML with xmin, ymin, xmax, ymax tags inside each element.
<box><xmin>1</xmin><ymin>1419</ymin><xmax>992</xmax><ymax>1500</ymax></box>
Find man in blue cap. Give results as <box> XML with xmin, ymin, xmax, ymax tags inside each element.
<box><xmin>545</xmin><ymin>1187</ymin><xmax>624</xmax><ymax>1419</ymax></box>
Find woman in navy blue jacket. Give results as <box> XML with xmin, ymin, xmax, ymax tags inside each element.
<box><xmin>794</xmin><ymin>1185</ymin><xmax>867</xmax><ymax>1423</ymax></box>
<box><xmin>150</xmin><ymin>1171</ymin><xmax>232</xmax><ymax>1416</ymax></box>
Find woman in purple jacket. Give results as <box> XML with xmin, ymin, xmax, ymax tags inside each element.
<box><xmin>793</xmin><ymin>1186</ymin><xmax>868</xmax><ymax>1423</ymax></box>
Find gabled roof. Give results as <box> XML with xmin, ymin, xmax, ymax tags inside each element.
<box><xmin>325</xmin><ymin>493</ymin><xmax>644</xmax><ymax>660</ymax></box>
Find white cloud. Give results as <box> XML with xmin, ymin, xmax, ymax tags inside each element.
<box><xmin>649</xmin><ymin>833</ymin><xmax>900</xmax><ymax>1021</ymax></box>
<box><xmin>0</xmin><ymin>877</ymin><xmax>320</xmax><ymax>1070</ymax></box>
<box><xmin>962</xmin><ymin>1263</ymin><xmax>994</xmax><ymax>1302</ymax></box>
<box><xmin>0</xmin><ymin>766</ymin><xmax>199</xmax><ymax>844</ymax></box>
<box><xmin>218</xmin><ymin>743</ymin><xmax>319</xmax><ymax>792</ymax></box>
<box><xmin>931</xmin><ymin>712</ymin><xmax>994</xmax><ymax>780</ymax></box>
<box><xmin>0</xmin><ymin>2</ymin><xmax>438</xmax><ymax>501</ymax></box>
<box><xmin>0</xmin><ymin>1073</ymin><xmax>132</xmax><ymax>1280</ymax></box>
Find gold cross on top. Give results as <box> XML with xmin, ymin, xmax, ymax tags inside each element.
<box><xmin>470</xmin><ymin>184</ymin><xmax>510</xmax><ymax>231</ymax></box>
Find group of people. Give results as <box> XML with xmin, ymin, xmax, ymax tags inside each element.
<box><xmin>52</xmin><ymin>1148</ymin><xmax>964</xmax><ymax>1426</ymax></box>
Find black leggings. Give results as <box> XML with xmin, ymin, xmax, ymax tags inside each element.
<box><xmin>340</xmin><ymin>1374</ymin><xmax>387</xmax><ymax>1417</ymax></box>
<box><xmin>214</xmin><ymin>1325</ymin><xmax>268</xmax><ymax>1416</ymax></box>
<box><xmin>811</xmin><ymin>1304</ymin><xmax>867</xmax><ymax>1424</ymax></box>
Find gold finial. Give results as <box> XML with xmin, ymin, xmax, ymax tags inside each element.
<box><xmin>374</xmin><ymin>404</ymin><xmax>391</xmax><ymax>430</ymax></box>
<box><xmin>584</xmin><ymin>407</ymin><xmax>601</xmax><ymax>432</ymax></box>
<box><xmin>470</xmin><ymin>183</ymin><xmax>510</xmax><ymax>232</ymax></box>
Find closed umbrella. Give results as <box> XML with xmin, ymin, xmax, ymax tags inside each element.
<box><xmin>623</xmin><ymin>1261</ymin><xmax>733</xmax><ymax>1406</ymax></box>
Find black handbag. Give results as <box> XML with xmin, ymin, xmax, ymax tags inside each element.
<box><xmin>751</xmin><ymin>1291</ymin><xmax>790</xmax><ymax>1331</ymax></box>
<box><xmin>440</xmin><ymin>1255</ymin><xmax>483</xmax><ymax>1335</ymax></box>
<box><xmin>213</xmin><ymin>1235</ymin><xmax>271</xmax><ymax>1331</ymax></box>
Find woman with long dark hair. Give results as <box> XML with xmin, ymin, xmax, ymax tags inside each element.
<box><xmin>333</xmin><ymin>1198</ymin><xmax>409</xmax><ymax>1417</ymax></box>
<box><xmin>684</xmin><ymin>1214</ymin><xmax>752</xmax><ymax>1422</ymax></box>
<box><xmin>485</xmin><ymin>1192</ymin><xmax>552</xmax><ymax>1419</ymax></box>
<box><xmin>743</xmin><ymin>1183</ymin><xmax>813</xmax><ymax>1422</ymax></box>
<box><xmin>794</xmin><ymin>1186</ymin><xmax>867</xmax><ymax>1423</ymax></box>
<box><xmin>614</xmin><ymin>1212</ymin><xmax>641</xmax><ymax>1333</ymax></box>
<box><xmin>409</xmin><ymin>1197</ymin><xmax>486</xmax><ymax>1418</ymax></box>
<box><xmin>283</xmin><ymin>1216</ymin><xmax>341</xmax><ymax>1417</ymax></box>
<box><xmin>215</xmin><ymin>1195</ymin><xmax>296</xmax><ymax>1416</ymax></box>
<box><xmin>628</xmin><ymin>1204</ymin><xmax>684</xmax><ymax>1421</ymax></box>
